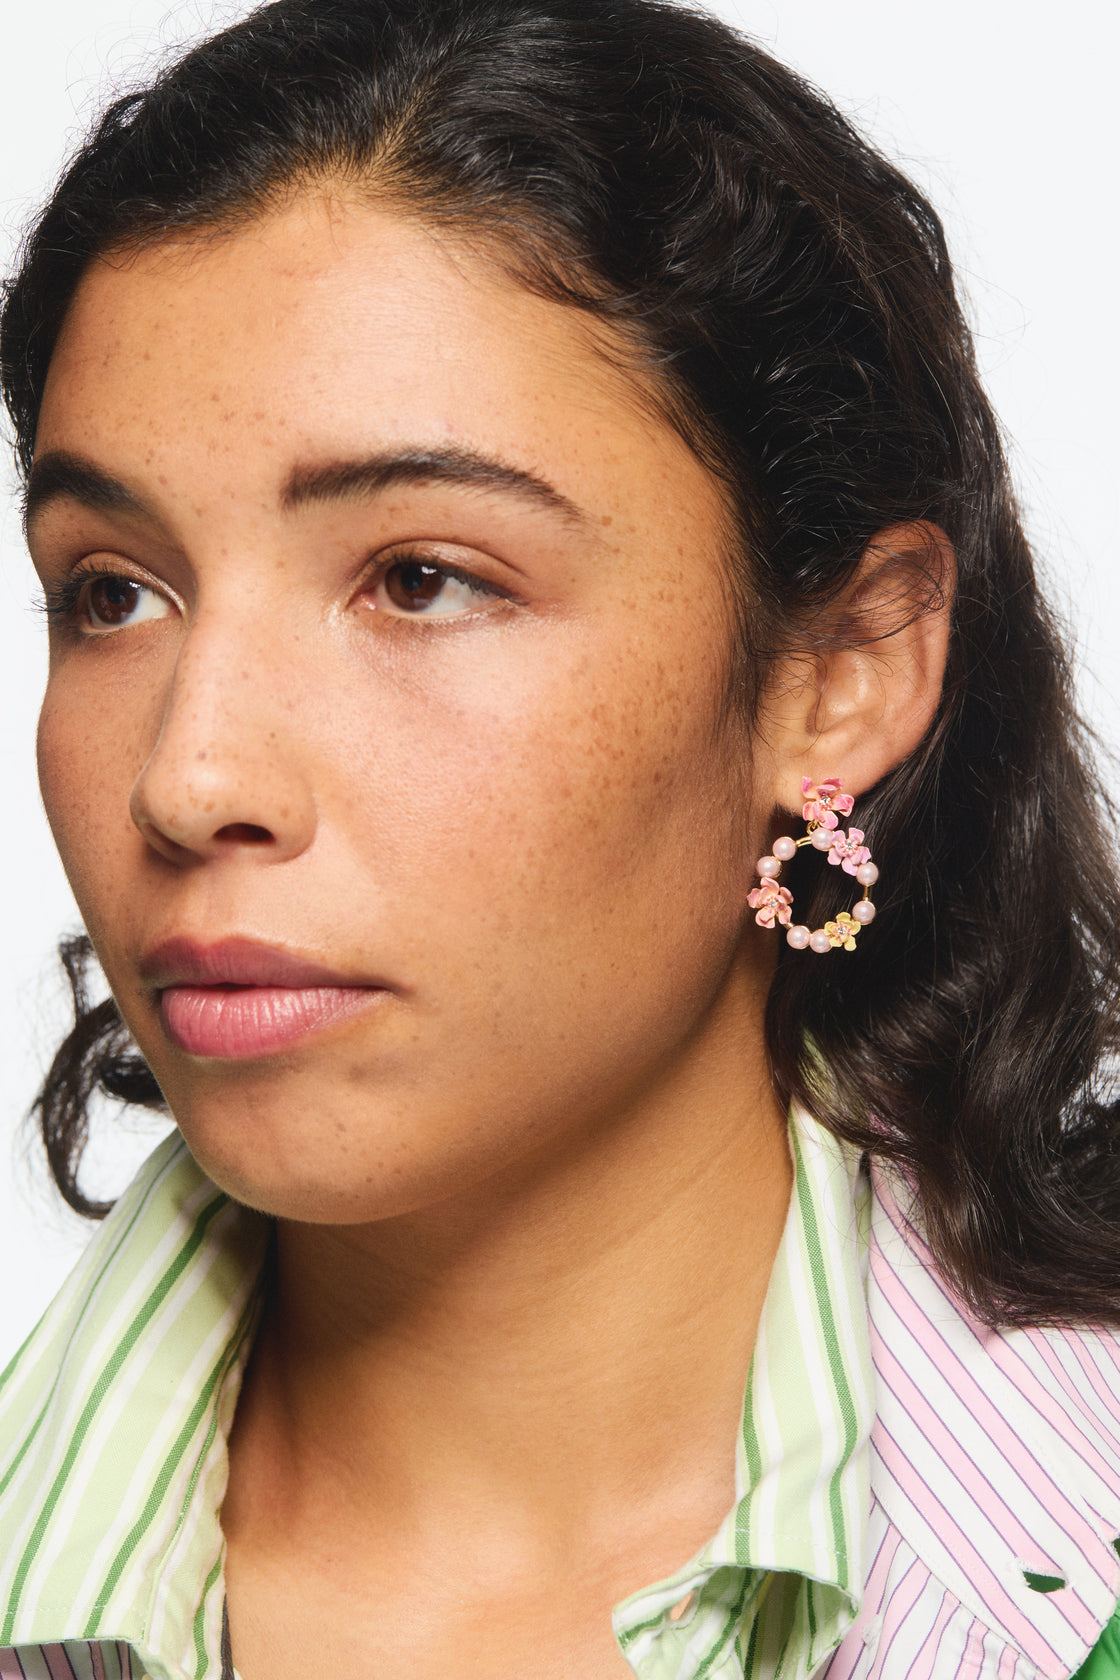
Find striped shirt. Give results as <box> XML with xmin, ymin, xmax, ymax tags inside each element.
<box><xmin>0</xmin><ymin>1107</ymin><xmax>1117</xmax><ymax>1680</ymax></box>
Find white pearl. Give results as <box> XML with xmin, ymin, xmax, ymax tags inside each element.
<box><xmin>786</xmin><ymin>924</ymin><xmax>810</xmax><ymax>949</ymax></box>
<box><xmin>855</xmin><ymin>861</ymin><xmax>879</xmax><ymax>886</ymax></box>
<box><xmin>772</xmin><ymin>836</ymin><xmax>797</xmax><ymax>861</ymax></box>
<box><xmin>852</xmin><ymin>899</ymin><xmax>876</xmax><ymax>924</ymax></box>
<box><xmin>809</xmin><ymin>929</ymin><xmax>832</xmax><ymax>953</ymax></box>
<box><xmin>757</xmin><ymin>855</ymin><xmax>780</xmax><ymax>877</ymax></box>
<box><xmin>810</xmin><ymin>827</ymin><xmax>834</xmax><ymax>851</ymax></box>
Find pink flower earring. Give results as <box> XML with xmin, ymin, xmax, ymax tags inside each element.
<box><xmin>748</xmin><ymin>777</ymin><xmax>879</xmax><ymax>953</ymax></box>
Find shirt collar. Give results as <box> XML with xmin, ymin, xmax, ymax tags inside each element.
<box><xmin>612</xmin><ymin>1104</ymin><xmax>874</xmax><ymax>1680</ymax></box>
<box><xmin>0</xmin><ymin>1135</ymin><xmax>265</xmax><ymax>1680</ymax></box>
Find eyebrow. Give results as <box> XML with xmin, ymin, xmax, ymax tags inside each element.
<box><xmin>24</xmin><ymin>451</ymin><xmax>150</xmax><ymax>529</ymax></box>
<box><xmin>24</xmin><ymin>445</ymin><xmax>588</xmax><ymax>534</ymax></box>
<box><xmin>281</xmin><ymin>447</ymin><xmax>588</xmax><ymax>525</ymax></box>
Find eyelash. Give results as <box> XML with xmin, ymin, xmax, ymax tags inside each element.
<box><xmin>364</xmin><ymin>553</ymin><xmax>516</xmax><ymax>617</ymax></box>
<box><xmin>38</xmin><ymin>560</ymin><xmax>146</xmax><ymax>626</ymax></box>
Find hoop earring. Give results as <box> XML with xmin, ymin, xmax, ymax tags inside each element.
<box><xmin>748</xmin><ymin>777</ymin><xmax>879</xmax><ymax>953</ymax></box>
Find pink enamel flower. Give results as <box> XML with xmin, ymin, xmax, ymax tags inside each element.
<box><xmin>748</xmin><ymin>877</ymin><xmax>793</xmax><ymax>927</ymax></box>
<box><xmin>827</xmin><ymin>827</ymin><xmax>871</xmax><ymax>876</ymax></box>
<box><xmin>801</xmin><ymin>776</ymin><xmax>854</xmax><ymax>830</ymax></box>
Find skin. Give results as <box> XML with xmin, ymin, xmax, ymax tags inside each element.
<box><xmin>27</xmin><ymin>194</ymin><xmax>951</xmax><ymax>1678</ymax></box>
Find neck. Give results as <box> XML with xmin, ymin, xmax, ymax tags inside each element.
<box><xmin>225</xmin><ymin>991</ymin><xmax>792</xmax><ymax>1573</ymax></box>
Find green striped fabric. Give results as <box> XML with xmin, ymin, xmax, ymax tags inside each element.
<box><xmin>0</xmin><ymin>1139</ymin><xmax>267</xmax><ymax>1680</ymax></box>
<box><xmin>0</xmin><ymin>1109</ymin><xmax>872</xmax><ymax>1680</ymax></box>
<box><xmin>612</xmin><ymin>1111</ymin><xmax>872</xmax><ymax>1679</ymax></box>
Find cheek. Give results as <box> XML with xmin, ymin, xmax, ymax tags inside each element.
<box><xmin>36</xmin><ymin>670</ymin><xmax>146</xmax><ymax>919</ymax></box>
<box><xmin>326</xmin><ymin>618</ymin><xmax>749</xmax><ymax>958</ymax></box>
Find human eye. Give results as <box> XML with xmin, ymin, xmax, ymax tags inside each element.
<box><xmin>41</xmin><ymin>563</ymin><xmax>175</xmax><ymax>636</ymax></box>
<box><xmin>369</xmin><ymin>554</ymin><xmax>513</xmax><ymax>620</ymax></box>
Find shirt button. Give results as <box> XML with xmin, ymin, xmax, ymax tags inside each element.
<box><xmin>668</xmin><ymin>1590</ymin><xmax>698</xmax><ymax>1624</ymax></box>
<box><xmin>862</xmin><ymin>1614</ymin><xmax>883</xmax><ymax>1650</ymax></box>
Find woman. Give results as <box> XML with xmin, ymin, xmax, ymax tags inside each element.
<box><xmin>1</xmin><ymin>1</ymin><xmax>1118</xmax><ymax>1676</ymax></box>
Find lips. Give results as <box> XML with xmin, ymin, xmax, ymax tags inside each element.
<box><xmin>142</xmin><ymin>937</ymin><xmax>388</xmax><ymax>1059</ymax></box>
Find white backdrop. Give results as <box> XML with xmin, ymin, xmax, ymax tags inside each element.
<box><xmin>1</xmin><ymin>0</ymin><xmax>1117</xmax><ymax>1360</ymax></box>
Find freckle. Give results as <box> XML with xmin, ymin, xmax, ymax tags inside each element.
<box><xmin>196</xmin><ymin>750</ymin><xmax>208</xmax><ymax>761</ymax></box>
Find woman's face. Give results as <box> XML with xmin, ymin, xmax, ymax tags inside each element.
<box><xmin>28</xmin><ymin>196</ymin><xmax>778</xmax><ymax>1221</ymax></box>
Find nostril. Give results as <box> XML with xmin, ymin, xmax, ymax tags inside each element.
<box><xmin>215</xmin><ymin>822</ymin><xmax>274</xmax><ymax>844</ymax></box>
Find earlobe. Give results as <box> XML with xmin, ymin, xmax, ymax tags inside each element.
<box><xmin>764</xmin><ymin>521</ymin><xmax>955</xmax><ymax>813</ymax></box>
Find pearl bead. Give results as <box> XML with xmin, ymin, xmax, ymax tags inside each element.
<box><xmin>855</xmin><ymin>861</ymin><xmax>879</xmax><ymax>886</ymax></box>
<box><xmin>809</xmin><ymin>929</ymin><xmax>832</xmax><ymax>953</ymax></box>
<box><xmin>851</xmin><ymin>899</ymin><xmax>876</xmax><ymax>924</ymax></box>
<box><xmin>757</xmin><ymin>855</ymin><xmax>781</xmax><ymax>877</ymax></box>
<box><xmin>810</xmin><ymin>827</ymin><xmax>834</xmax><ymax>851</ymax></box>
<box><xmin>772</xmin><ymin>836</ymin><xmax>797</xmax><ymax>861</ymax></box>
<box><xmin>786</xmin><ymin>924</ymin><xmax>810</xmax><ymax>949</ymax></box>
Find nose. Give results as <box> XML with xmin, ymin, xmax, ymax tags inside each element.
<box><xmin>129</xmin><ymin>624</ymin><xmax>317</xmax><ymax>865</ymax></box>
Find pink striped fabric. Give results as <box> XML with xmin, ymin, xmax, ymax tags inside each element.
<box><xmin>823</xmin><ymin>1165</ymin><xmax>1120</xmax><ymax>1680</ymax></box>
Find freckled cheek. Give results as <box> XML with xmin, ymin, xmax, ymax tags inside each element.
<box><xmin>37</xmin><ymin>678</ymin><xmax>148</xmax><ymax>915</ymax></box>
<box><xmin>334</xmin><ymin>643</ymin><xmax>733</xmax><ymax>923</ymax></box>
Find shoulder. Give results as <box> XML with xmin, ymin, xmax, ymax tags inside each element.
<box><xmin>828</xmin><ymin>1163</ymin><xmax>1120</xmax><ymax>1680</ymax></box>
<box><xmin>0</xmin><ymin>1129</ymin><xmax>242</xmax><ymax>1440</ymax></box>
<box><xmin>0</xmin><ymin>1135</ymin><xmax>266</xmax><ymax>1664</ymax></box>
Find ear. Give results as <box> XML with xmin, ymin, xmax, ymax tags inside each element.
<box><xmin>760</xmin><ymin>521</ymin><xmax>955</xmax><ymax>814</ymax></box>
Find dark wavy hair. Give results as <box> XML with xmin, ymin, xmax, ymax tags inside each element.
<box><xmin>3</xmin><ymin>0</ymin><xmax>1119</xmax><ymax>1324</ymax></box>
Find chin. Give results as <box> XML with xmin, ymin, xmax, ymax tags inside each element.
<box><xmin>170</xmin><ymin>1092</ymin><xmax>488</xmax><ymax>1227</ymax></box>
